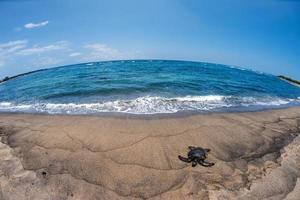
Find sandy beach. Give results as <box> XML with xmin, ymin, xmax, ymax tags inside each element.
<box><xmin>0</xmin><ymin>107</ymin><xmax>300</xmax><ymax>200</ymax></box>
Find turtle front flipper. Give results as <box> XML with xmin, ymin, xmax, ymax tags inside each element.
<box><xmin>178</xmin><ymin>155</ymin><xmax>191</xmax><ymax>163</ymax></box>
<box><xmin>188</xmin><ymin>146</ymin><xmax>196</xmax><ymax>150</ymax></box>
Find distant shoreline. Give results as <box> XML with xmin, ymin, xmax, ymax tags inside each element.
<box><xmin>278</xmin><ymin>75</ymin><xmax>300</xmax><ymax>87</ymax></box>
<box><xmin>0</xmin><ymin>68</ymin><xmax>47</xmax><ymax>83</ymax></box>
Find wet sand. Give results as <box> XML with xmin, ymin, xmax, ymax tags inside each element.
<box><xmin>0</xmin><ymin>107</ymin><xmax>300</xmax><ymax>200</ymax></box>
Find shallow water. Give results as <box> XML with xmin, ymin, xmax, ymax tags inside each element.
<box><xmin>0</xmin><ymin>60</ymin><xmax>300</xmax><ymax>114</ymax></box>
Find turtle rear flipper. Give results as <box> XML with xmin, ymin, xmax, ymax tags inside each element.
<box><xmin>192</xmin><ymin>161</ymin><xmax>197</xmax><ymax>167</ymax></box>
<box><xmin>199</xmin><ymin>160</ymin><xmax>214</xmax><ymax>167</ymax></box>
<box><xmin>178</xmin><ymin>155</ymin><xmax>191</xmax><ymax>163</ymax></box>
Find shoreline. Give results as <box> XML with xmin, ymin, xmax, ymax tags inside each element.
<box><xmin>0</xmin><ymin>105</ymin><xmax>299</xmax><ymax>120</ymax></box>
<box><xmin>0</xmin><ymin>107</ymin><xmax>300</xmax><ymax>199</ymax></box>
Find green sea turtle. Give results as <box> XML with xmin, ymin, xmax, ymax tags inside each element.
<box><xmin>178</xmin><ymin>146</ymin><xmax>214</xmax><ymax>167</ymax></box>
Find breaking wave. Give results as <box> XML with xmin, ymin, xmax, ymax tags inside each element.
<box><xmin>0</xmin><ymin>95</ymin><xmax>299</xmax><ymax>115</ymax></box>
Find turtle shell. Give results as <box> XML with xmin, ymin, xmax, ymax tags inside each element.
<box><xmin>188</xmin><ymin>147</ymin><xmax>206</xmax><ymax>159</ymax></box>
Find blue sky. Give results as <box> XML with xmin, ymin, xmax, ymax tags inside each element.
<box><xmin>0</xmin><ymin>0</ymin><xmax>300</xmax><ymax>79</ymax></box>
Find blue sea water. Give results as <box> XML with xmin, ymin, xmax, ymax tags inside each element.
<box><xmin>0</xmin><ymin>60</ymin><xmax>300</xmax><ymax>115</ymax></box>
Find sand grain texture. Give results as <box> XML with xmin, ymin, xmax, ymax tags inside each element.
<box><xmin>0</xmin><ymin>107</ymin><xmax>300</xmax><ymax>199</ymax></box>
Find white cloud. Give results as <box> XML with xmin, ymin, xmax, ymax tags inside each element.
<box><xmin>83</xmin><ymin>43</ymin><xmax>122</xmax><ymax>60</ymax></box>
<box><xmin>80</xmin><ymin>43</ymin><xmax>141</xmax><ymax>62</ymax></box>
<box><xmin>0</xmin><ymin>40</ymin><xmax>70</xmax><ymax>69</ymax></box>
<box><xmin>0</xmin><ymin>40</ymin><xmax>28</xmax><ymax>67</ymax></box>
<box><xmin>84</xmin><ymin>43</ymin><xmax>118</xmax><ymax>54</ymax></box>
<box><xmin>32</xmin><ymin>57</ymin><xmax>61</xmax><ymax>67</ymax></box>
<box><xmin>0</xmin><ymin>40</ymin><xmax>140</xmax><ymax>75</ymax></box>
<box><xmin>0</xmin><ymin>40</ymin><xmax>27</xmax><ymax>51</ymax></box>
<box><xmin>24</xmin><ymin>21</ymin><xmax>49</xmax><ymax>29</ymax></box>
<box><xmin>17</xmin><ymin>41</ymin><xmax>69</xmax><ymax>56</ymax></box>
<box><xmin>6</xmin><ymin>43</ymin><xmax>27</xmax><ymax>53</ymax></box>
<box><xmin>69</xmin><ymin>52</ymin><xmax>82</xmax><ymax>57</ymax></box>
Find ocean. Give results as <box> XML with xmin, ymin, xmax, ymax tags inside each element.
<box><xmin>0</xmin><ymin>60</ymin><xmax>300</xmax><ymax>115</ymax></box>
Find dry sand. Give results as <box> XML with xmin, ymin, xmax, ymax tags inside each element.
<box><xmin>0</xmin><ymin>107</ymin><xmax>300</xmax><ymax>200</ymax></box>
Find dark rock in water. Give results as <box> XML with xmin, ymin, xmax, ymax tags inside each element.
<box><xmin>278</xmin><ymin>75</ymin><xmax>300</xmax><ymax>87</ymax></box>
<box><xmin>0</xmin><ymin>76</ymin><xmax>10</xmax><ymax>83</ymax></box>
<box><xmin>3</xmin><ymin>76</ymin><xmax>10</xmax><ymax>82</ymax></box>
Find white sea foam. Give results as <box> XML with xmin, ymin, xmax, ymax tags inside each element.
<box><xmin>0</xmin><ymin>102</ymin><xmax>12</xmax><ymax>106</ymax></box>
<box><xmin>0</xmin><ymin>95</ymin><xmax>299</xmax><ymax>115</ymax></box>
<box><xmin>175</xmin><ymin>95</ymin><xmax>225</xmax><ymax>102</ymax></box>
